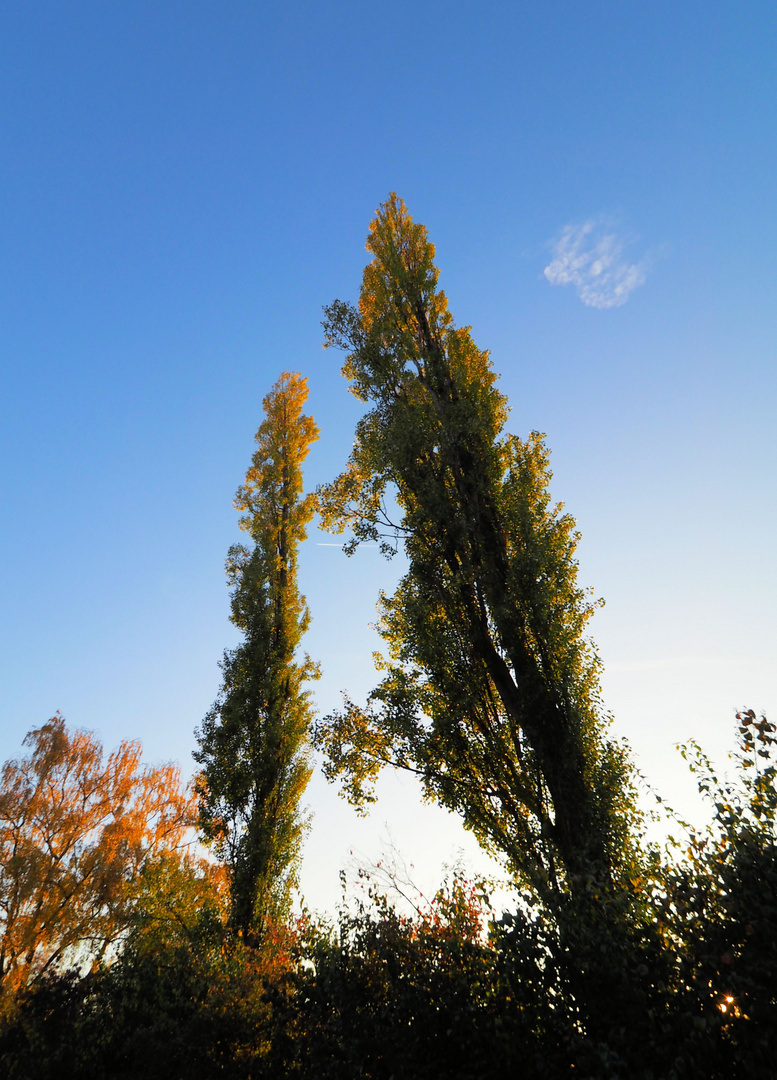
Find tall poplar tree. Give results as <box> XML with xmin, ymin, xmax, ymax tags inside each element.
<box><xmin>316</xmin><ymin>196</ymin><xmax>636</xmax><ymax>903</ymax></box>
<box><xmin>195</xmin><ymin>372</ymin><xmax>319</xmax><ymax>938</ymax></box>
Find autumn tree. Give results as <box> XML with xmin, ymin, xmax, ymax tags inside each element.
<box><xmin>0</xmin><ymin>715</ymin><xmax>195</xmax><ymax>999</ymax></box>
<box><xmin>315</xmin><ymin>195</ymin><xmax>636</xmax><ymax>904</ymax></box>
<box><xmin>195</xmin><ymin>371</ymin><xmax>319</xmax><ymax>940</ymax></box>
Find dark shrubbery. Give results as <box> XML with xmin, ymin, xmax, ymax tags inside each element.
<box><xmin>2</xmin><ymin>726</ymin><xmax>776</xmax><ymax>1080</ymax></box>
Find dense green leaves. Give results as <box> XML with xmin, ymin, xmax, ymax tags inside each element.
<box><xmin>316</xmin><ymin>194</ymin><xmax>637</xmax><ymax>899</ymax></box>
<box><xmin>195</xmin><ymin>372</ymin><xmax>319</xmax><ymax>939</ymax></box>
<box><xmin>270</xmin><ymin>873</ymin><xmax>564</xmax><ymax>1080</ymax></box>
<box><xmin>652</xmin><ymin>712</ymin><xmax>777</xmax><ymax>1075</ymax></box>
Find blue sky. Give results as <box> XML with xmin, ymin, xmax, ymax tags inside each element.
<box><xmin>1</xmin><ymin>2</ymin><xmax>776</xmax><ymax>911</ymax></box>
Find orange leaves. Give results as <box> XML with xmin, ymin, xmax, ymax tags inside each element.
<box><xmin>0</xmin><ymin>715</ymin><xmax>196</xmax><ymax>997</ymax></box>
<box><xmin>234</xmin><ymin>371</ymin><xmax>319</xmax><ymax>551</ymax></box>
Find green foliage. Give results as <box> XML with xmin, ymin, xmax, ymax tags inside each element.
<box><xmin>651</xmin><ymin>710</ymin><xmax>777</xmax><ymax>1076</ymax></box>
<box><xmin>2</xmin><ymin>710</ymin><xmax>776</xmax><ymax>1078</ymax></box>
<box><xmin>315</xmin><ymin>194</ymin><xmax>638</xmax><ymax>899</ymax></box>
<box><xmin>195</xmin><ymin>372</ymin><xmax>320</xmax><ymax>939</ymax></box>
<box><xmin>272</xmin><ymin>872</ymin><xmax>558</xmax><ymax>1080</ymax></box>
<box><xmin>0</xmin><ymin>857</ymin><xmax>296</xmax><ymax>1080</ymax></box>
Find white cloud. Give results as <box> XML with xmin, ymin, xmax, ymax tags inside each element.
<box><xmin>543</xmin><ymin>219</ymin><xmax>650</xmax><ymax>309</ymax></box>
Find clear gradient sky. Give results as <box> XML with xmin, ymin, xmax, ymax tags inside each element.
<box><xmin>1</xmin><ymin>2</ymin><xmax>776</xmax><ymax>912</ymax></box>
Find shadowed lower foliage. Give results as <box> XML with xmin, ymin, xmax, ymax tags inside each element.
<box><xmin>4</xmin><ymin>712</ymin><xmax>774</xmax><ymax>1080</ymax></box>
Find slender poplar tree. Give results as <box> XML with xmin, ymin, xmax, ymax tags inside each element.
<box><xmin>315</xmin><ymin>195</ymin><xmax>637</xmax><ymax>903</ymax></box>
<box><xmin>195</xmin><ymin>371</ymin><xmax>319</xmax><ymax>939</ymax></box>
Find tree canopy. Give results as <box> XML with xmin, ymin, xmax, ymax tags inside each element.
<box><xmin>0</xmin><ymin>715</ymin><xmax>195</xmax><ymax>998</ymax></box>
<box><xmin>195</xmin><ymin>371</ymin><xmax>320</xmax><ymax>938</ymax></box>
<box><xmin>315</xmin><ymin>194</ymin><xmax>636</xmax><ymax>900</ymax></box>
